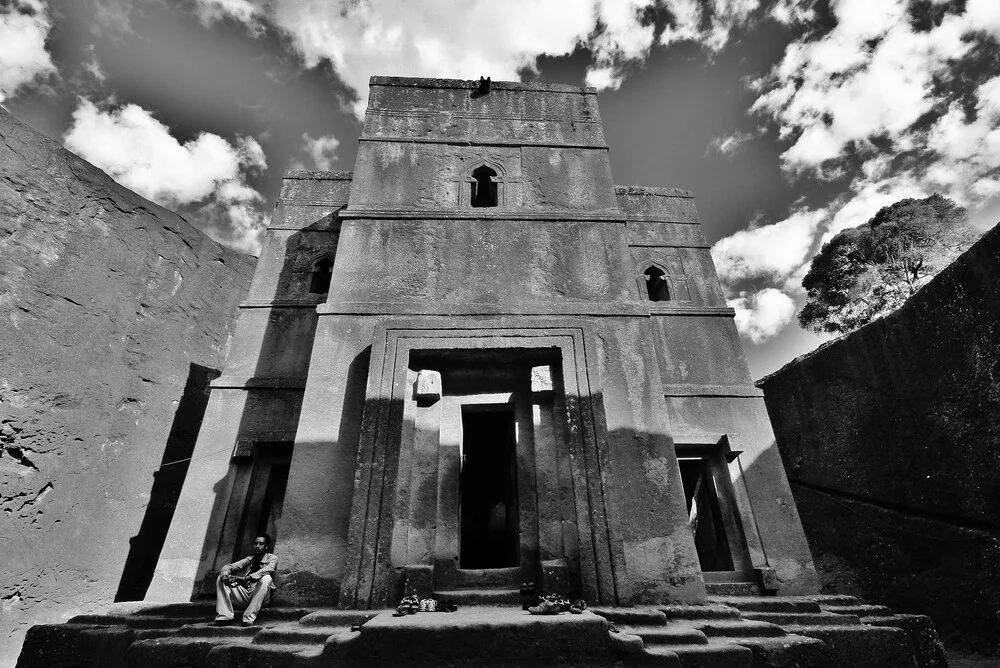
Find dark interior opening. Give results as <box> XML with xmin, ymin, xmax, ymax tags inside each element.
<box><xmin>679</xmin><ymin>457</ymin><xmax>735</xmax><ymax>571</ymax></box>
<box><xmin>644</xmin><ymin>266</ymin><xmax>671</xmax><ymax>302</ymax></box>
<box><xmin>471</xmin><ymin>166</ymin><xmax>498</xmax><ymax>208</ymax></box>
<box><xmin>235</xmin><ymin>442</ymin><xmax>292</xmax><ymax>560</ymax></box>
<box><xmin>460</xmin><ymin>408</ymin><xmax>519</xmax><ymax>568</ymax></box>
<box><xmin>309</xmin><ymin>257</ymin><xmax>334</xmax><ymax>294</ymax></box>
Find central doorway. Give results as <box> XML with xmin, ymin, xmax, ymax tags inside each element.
<box><xmin>460</xmin><ymin>407</ymin><xmax>519</xmax><ymax>568</ymax></box>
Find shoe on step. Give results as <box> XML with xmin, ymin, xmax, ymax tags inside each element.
<box><xmin>528</xmin><ymin>599</ymin><xmax>562</xmax><ymax>615</ymax></box>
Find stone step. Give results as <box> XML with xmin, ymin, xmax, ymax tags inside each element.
<box><xmin>660</xmin><ymin>604</ymin><xmax>742</xmax><ymax>620</ymax></box>
<box><xmin>173</xmin><ymin>623</ymin><xmax>263</xmax><ymax>639</ymax></box>
<box><xmin>819</xmin><ymin>603</ymin><xmax>894</xmax><ymax>617</ymax></box>
<box><xmin>782</xmin><ymin>623</ymin><xmax>917</xmax><ymax>667</ymax></box>
<box><xmin>126</xmin><ymin>635</ymin><xmax>249</xmax><ymax>667</ymax></box>
<box><xmin>646</xmin><ymin>641</ymin><xmax>754</xmax><ymax>668</ymax></box>
<box><xmin>709</xmin><ymin>596</ymin><xmax>822</xmax><ymax>614</ymax></box>
<box><xmin>621</xmin><ymin>624</ymin><xmax>708</xmax><ymax>645</ymax></box>
<box><xmin>222</xmin><ymin>642</ymin><xmax>325</xmax><ymax>660</ymax></box>
<box><xmin>705</xmin><ymin>582</ymin><xmax>762</xmax><ymax>596</ymax></box>
<box><xmin>252</xmin><ymin>625</ymin><xmax>340</xmax><ymax>645</ymax></box>
<box><xmin>806</xmin><ymin>594</ymin><xmax>862</xmax><ymax>607</ymax></box>
<box><xmin>590</xmin><ymin>606</ymin><xmax>668</xmax><ymax>625</ymax></box>
<box><xmin>253</xmin><ymin>607</ymin><xmax>315</xmax><ymax>622</ymax></box>
<box><xmin>726</xmin><ymin>633</ymin><xmax>829</xmax><ymax>666</ymax></box>
<box><xmin>855</xmin><ymin>614</ymin><xmax>950</xmax><ymax>668</ymax></box>
<box><xmin>106</xmin><ymin>601</ymin><xmax>218</xmax><ymax>617</ymax></box>
<box><xmin>741</xmin><ymin>610</ymin><xmax>863</xmax><ymax>626</ymax></box>
<box><xmin>298</xmin><ymin>609</ymin><xmax>376</xmax><ymax>627</ymax></box>
<box><xmin>432</xmin><ymin>588</ymin><xmax>522</xmax><ymax>605</ymax></box>
<box><xmin>694</xmin><ymin>619</ymin><xmax>787</xmax><ymax>638</ymax></box>
<box><xmin>331</xmin><ymin>607</ymin><xmax>625</xmax><ymax>666</ymax></box>
<box><xmin>68</xmin><ymin>614</ymin><xmax>207</xmax><ymax>629</ymax></box>
<box><xmin>454</xmin><ymin>566</ymin><xmax>523</xmax><ymax>588</ymax></box>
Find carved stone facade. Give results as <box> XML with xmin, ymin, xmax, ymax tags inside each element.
<box><xmin>146</xmin><ymin>76</ymin><xmax>819</xmax><ymax>610</ymax></box>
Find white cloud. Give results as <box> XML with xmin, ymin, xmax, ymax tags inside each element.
<box><xmin>300</xmin><ymin>132</ymin><xmax>339</xmax><ymax>171</ymax></box>
<box><xmin>63</xmin><ymin>99</ymin><xmax>268</xmax><ymax>254</ymax></box>
<box><xmin>711</xmin><ymin>207</ymin><xmax>825</xmax><ymax>285</ymax></box>
<box><xmin>659</xmin><ymin>0</ymin><xmax>703</xmax><ymax>45</ymax></box>
<box><xmin>752</xmin><ymin>0</ymin><xmax>977</xmax><ymax>175</ymax></box>
<box><xmin>249</xmin><ymin>0</ymin><xmax>597</xmax><ymax>117</ymax></box>
<box><xmin>707</xmin><ymin>129</ymin><xmax>758</xmax><ymax>156</ymax></box>
<box><xmin>718</xmin><ymin>0</ymin><xmax>1000</xmax><ymax>346</ymax></box>
<box><xmin>823</xmin><ymin>173</ymin><xmax>926</xmax><ymax>240</ymax></box>
<box><xmin>0</xmin><ymin>0</ymin><xmax>56</xmax><ymax>103</ymax></box>
<box><xmin>194</xmin><ymin>0</ymin><xmax>260</xmax><ymax>26</ymax></box>
<box><xmin>82</xmin><ymin>44</ymin><xmax>107</xmax><ymax>83</ymax></box>
<box><xmin>585</xmin><ymin>0</ymin><xmax>657</xmax><ymax>89</ymax></box>
<box><xmin>191</xmin><ymin>0</ymin><xmax>781</xmax><ymax>116</ymax></box>
<box><xmin>729</xmin><ymin>288</ymin><xmax>797</xmax><ymax>344</ymax></box>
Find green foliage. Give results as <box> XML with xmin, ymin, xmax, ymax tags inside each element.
<box><xmin>799</xmin><ymin>194</ymin><xmax>980</xmax><ymax>334</ymax></box>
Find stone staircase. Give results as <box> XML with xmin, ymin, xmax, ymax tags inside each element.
<box><xmin>16</xmin><ymin>595</ymin><xmax>948</xmax><ymax>667</ymax></box>
<box><xmin>431</xmin><ymin>565</ymin><xmax>524</xmax><ymax>606</ymax></box>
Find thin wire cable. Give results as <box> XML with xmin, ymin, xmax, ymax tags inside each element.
<box><xmin>156</xmin><ymin>445</ymin><xmax>233</xmax><ymax>471</ymax></box>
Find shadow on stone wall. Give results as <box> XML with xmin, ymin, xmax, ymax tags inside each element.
<box><xmin>115</xmin><ymin>363</ymin><xmax>221</xmax><ymax>601</ymax></box>
<box><xmin>790</xmin><ymin>481</ymin><xmax>1000</xmax><ymax>654</ymax></box>
<box><xmin>758</xmin><ymin>222</ymin><xmax>1000</xmax><ymax>654</ymax></box>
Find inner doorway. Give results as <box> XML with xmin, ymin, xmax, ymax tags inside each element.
<box><xmin>460</xmin><ymin>407</ymin><xmax>519</xmax><ymax>568</ymax></box>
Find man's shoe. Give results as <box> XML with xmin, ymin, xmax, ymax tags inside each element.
<box><xmin>241</xmin><ymin>620</ymin><xmax>254</xmax><ymax>627</ymax></box>
<box><xmin>527</xmin><ymin>599</ymin><xmax>561</xmax><ymax>615</ymax></box>
<box><xmin>213</xmin><ymin>618</ymin><xmax>234</xmax><ymax>626</ymax></box>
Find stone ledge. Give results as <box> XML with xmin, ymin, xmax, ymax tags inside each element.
<box><xmin>615</xmin><ymin>185</ymin><xmax>694</xmax><ymax>198</ymax></box>
<box><xmin>282</xmin><ymin>170</ymin><xmax>353</xmax><ymax>181</ymax></box>
<box><xmin>337</xmin><ymin>208</ymin><xmax>626</xmax><ymax>221</ymax></box>
<box><xmin>663</xmin><ymin>384</ymin><xmax>764</xmax><ymax>398</ymax></box>
<box><xmin>357</xmin><ymin>136</ymin><xmax>609</xmax><ymax>149</ymax></box>
<box><xmin>369</xmin><ymin>75</ymin><xmax>596</xmax><ymax>95</ymax></box>
<box><xmin>316</xmin><ymin>301</ymin><xmax>648</xmax><ymax>317</ymax></box>
<box><xmin>240</xmin><ymin>299</ymin><xmax>326</xmax><ymax>309</ymax></box>
<box><xmin>650</xmin><ymin>305</ymin><xmax>736</xmax><ymax>317</ymax></box>
<box><xmin>210</xmin><ymin>376</ymin><xmax>307</xmax><ymax>389</ymax></box>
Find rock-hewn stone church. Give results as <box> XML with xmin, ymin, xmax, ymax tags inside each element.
<box><xmin>148</xmin><ymin>75</ymin><xmax>818</xmax><ymax>608</ymax></box>
<box><xmin>18</xmin><ymin>76</ymin><xmax>948</xmax><ymax>668</ymax></box>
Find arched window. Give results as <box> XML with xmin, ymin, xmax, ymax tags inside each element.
<box><xmin>471</xmin><ymin>166</ymin><xmax>498</xmax><ymax>207</ymax></box>
<box><xmin>309</xmin><ymin>257</ymin><xmax>334</xmax><ymax>294</ymax></box>
<box><xmin>644</xmin><ymin>266</ymin><xmax>671</xmax><ymax>302</ymax></box>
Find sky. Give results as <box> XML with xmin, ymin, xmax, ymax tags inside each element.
<box><xmin>2</xmin><ymin>0</ymin><xmax>999</xmax><ymax>378</ymax></box>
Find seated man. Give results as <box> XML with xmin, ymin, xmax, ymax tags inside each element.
<box><xmin>214</xmin><ymin>534</ymin><xmax>278</xmax><ymax>626</ymax></box>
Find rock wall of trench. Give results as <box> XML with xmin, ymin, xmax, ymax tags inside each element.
<box><xmin>0</xmin><ymin>108</ymin><xmax>255</xmax><ymax>665</ymax></box>
<box><xmin>758</xmin><ymin>222</ymin><xmax>1000</xmax><ymax>654</ymax></box>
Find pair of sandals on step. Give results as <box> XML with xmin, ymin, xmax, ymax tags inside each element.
<box><xmin>525</xmin><ymin>593</ymin><xmax>586</xmax><ymax>615</ymax></box>
<box><xmin>393</xmin><ymin>594</ymin><xmax>458</xmax><ymax>616</ymax></box>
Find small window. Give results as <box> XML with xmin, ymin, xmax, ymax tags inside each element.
<box><xmin>471</xmin><ymin>166</ymin><xmax>498</xmax><ymax>208</ymax></box>
<box><xmin>644</xmin><ymin>266</ymin><xmax>671</xmax><ymax>302</ymax></box>
<box><xmin>309</xmin><ymin>257</ymin><xmax>334</xmax><ymax>294</ymax></box>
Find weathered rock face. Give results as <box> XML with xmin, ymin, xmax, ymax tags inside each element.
<box><xmin>758</xmin><ymin>222</ymin><xmax>1000</xmax><ymax>654</ymax></box>
<box><xmin>0</xmin><ymin>107</ymin><xmax>255</xmax><ymax>665</ymax></box>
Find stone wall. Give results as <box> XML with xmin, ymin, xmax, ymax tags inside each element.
<box><xmin>0</xmin><ymin>108</ymin><xmax>255</xmax><ymax>665</ymax></box>
<box><xmin>758</xmin><ymin>222</ymin><xmax>1000</xmax><ymax>654</ymax></box>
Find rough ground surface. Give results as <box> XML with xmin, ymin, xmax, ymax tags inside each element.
<box><xmin>758</xmin><ymin>222</ymin><xmax>1000</xmax><ymax>656</ymax></box>
<box><xmin>0</xmin><ymin>108</ymin><xmax>255</xmax><ymax>666</ymax></box>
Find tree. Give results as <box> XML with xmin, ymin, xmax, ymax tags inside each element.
<box><xmin>798</xmin><ymin>194</ymin><xmax>981</xmax><ymax>334</ymax></box>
